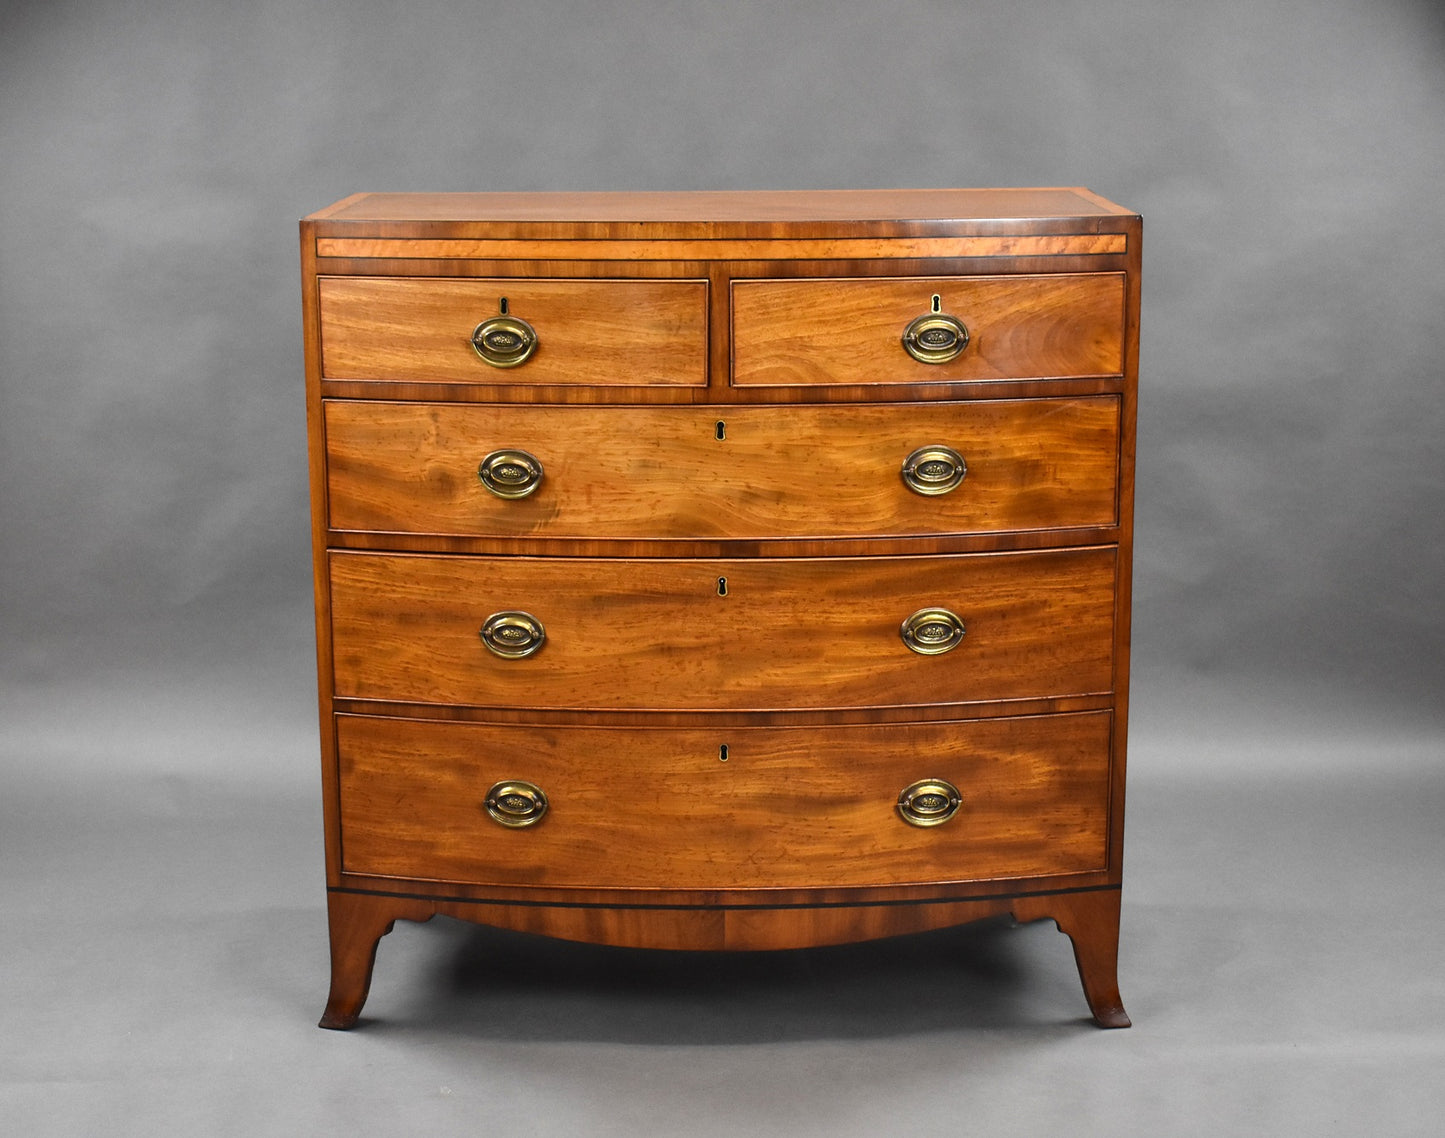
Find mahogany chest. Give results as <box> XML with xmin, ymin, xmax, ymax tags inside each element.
<box><xmin>301</xmin><ymin>189</ymin><xmax>1139</xmax><ymax>1029</ymax></box>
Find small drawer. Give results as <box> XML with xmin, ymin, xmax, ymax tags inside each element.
<box><xmin>325</xmin><ymin>397</ymin><xmax>1120</xmax><ymax>541</ymax></box>
<box><xmin>336</xmin><ymin>711</ymin><xmax>1112</xmax><ymax>890</ymax></box>
<box><xmin>731</xmin><ymin>273</ymin><xmax>1125</xmax><ymax>386</ymax></box>
<box><xmin>318</xmin><ymin>276</ymin><xmax>708</xmax><ymax>385</ymax></box>
<box><xmin>328</xmin><ymin>548</ymin><xmax>1116</xmax><ymax>711</ymax></box>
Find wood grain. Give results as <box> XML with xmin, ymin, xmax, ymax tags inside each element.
<box><xmin>318</xmin><ymin>890</ymin><xmax>436</xmax><ymax>1029</ymax></box>
<box><xmin>302</xmin><ymin>188</ymin><xmax>1141</xmax><ymax>1030</ymax></box>
<box><xmin>327</xmin><ymin>547</ymin><xmax>1117</xmax><ymax>711</ymax></box>
<box><xmin>336</xmin><ymin>711</ymin><xmax>1111</xmax><ymax>890</ymax></box>
<box><xmin>308</xmin><ymin>188</ymin><xmax>1136</xmax><ymax>227</ymax></box>
<box><xmin>319</xmin><ymin>277</ymin><xmax>708</xmax><ymax>385</ymax></box>
<box><xmin>1013</xmin><ymin>887</ymin><xmax>1129</xmax><ymax>1027</ymax></box>
<box><xmin>314</xmin><ymin>885</ymin><xmax>1123</xmax><ymax>1027</ymax></box>
<box><xmin>732</xmin><ymin>274</ymin><xmax>1125</xmax><ymax>385</ymax></box>
<box><xmin>316</xmin><ymin>234</ymin><xmax>1127</xmax><ymax>261</ymax></box>
<box><xmin>324</xmin><ymin>397</ymin><xmax>1120</xmax><ymax>541</ymax></box>
<box><xmin>300</xmin><ymin>222</ymin><xmax>345</xmax><ymax>888</ymax></box>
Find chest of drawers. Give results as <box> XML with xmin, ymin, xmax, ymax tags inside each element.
<box><xmin>301</xmin><ymin>189</ymin><xmax>1140</xmax><ymax>1030</ymax></box>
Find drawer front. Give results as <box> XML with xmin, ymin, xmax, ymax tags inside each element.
<box><xmin>329</xmin><ymin>548</ymin><xmax>1116</xmax><ymax>711</ymax></box>
<box><xmin>325</xmin><ymin>397</ymin><xmax>1120</xmax><ymax>540</ymax></box>
<box><xmin>732</xmin><ymin>274</ymin><xmax>1124</xmax><ymax>386</ymax></box>
<box><xmin>319</xmin><ymin>277</ymin><xmax>708</xmax><ymax>385</ymax></box>
<box><xmin>336</xmin><ymin>711</ymin><xmax>1112</xmax><ymax>889</ymax></box>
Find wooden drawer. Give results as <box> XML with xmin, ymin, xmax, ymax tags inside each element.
<box><xmin>319</xmin><ymin>277</ymin><xmax>708</xmax><ymax>385</ymax></box>
<box><xmin>328</xmin><ymin>548</ymin><xmax>1116</xmax><ymax>711</ymax></box>
<box><xmin>325</xmin><ymin>397</ymin><xmax>1120</xmax><ymax>541</ymax></box>
<box><xmin>731</xmin><ymin>274</ymin><xmax>1125</xmax><ymax>386</ymax></box>
<box><xmin>336</xmin><ymin>711</ymin><xmax>1112</xmax><ymax>890</ymax></box>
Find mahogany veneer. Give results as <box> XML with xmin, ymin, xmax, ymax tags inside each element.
<box><xmin>302</xmin><ymin>189</ymin><xmax>1140</xmax><ymax>1031</ymax></box>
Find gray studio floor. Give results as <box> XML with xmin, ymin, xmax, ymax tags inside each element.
<box><xmin>3</xmin><ymin>672</ymin><xmax>1442</xmax><ymax>1136</ymax></box>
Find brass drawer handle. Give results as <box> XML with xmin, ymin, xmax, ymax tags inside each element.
<box><xmin>902</xmin><ymin>295</ymin><xmax>969</xmax><ymax>364</ymax></box>
<box><xmin>480</xmin><ymin>611</ymin><xmax>546</xmax><ymax>659</ymax></box>
<box><xmin>471</xmin><ymin>314</ymin><xmax>538</xmax><ymax>368</ymax></box>
<box><xmin>901</xmin><ymin>445</ymin><xmax>967</xmax><ymax>495</ymax></box>
<box><xmin>900</xmin><ymin>608</ymin><xmax>965</xmax><ymax>655</ymax></box>
<box><xmin>479</xmin><ymin>449</ymin><xmax>544</xmax><ymax>499</ymax></box>
<box><xmin>485</xmin><ymin>780</ymin><xmax>548</xmax><ymax>828</ymax></box>
<box><xmin>897</xmin><ymin>779</ymin><xmax>962</xmax><ymax>827</ymax></box>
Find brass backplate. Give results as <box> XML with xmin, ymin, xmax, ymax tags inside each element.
<box><xmin>485</xmin><ymin>780</ymin><xmax>549</xmax><ymax>827</ymax></box>
<box><xmin>471</xmin><ymin>314</ymin><xmax>538</xmax><ymax>368</ymax></box>
<box><xmin>901</xmin><ymin>311</ymin><xmax>969</xmax><ymax>364</ymax></box>
<box><xmin>900</xmin><ymin>607</ymin><xmax>966</xmax><ymax>655</ymax></box>
<box><xmin>897</xmin><ymin>779</ymin><xmax>962</xmax><ymax>827</ymax></box>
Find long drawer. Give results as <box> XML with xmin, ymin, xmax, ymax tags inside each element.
<box><xmin>325</xmin><ymin>397</ymin><xmax>1121</xmax><ymax>540</ymax></box>
<box><xmin>319</xmin><ymin>277</ymin><xmax>709</xmax><ymax>385</ymax></box>
<box><xmin>328</xmin><ymin>548</ymin><xmax>1116</xmax><ymax>711</ymax></box>
<box><xmin>336</xmin><ymin>711</ymin><xmax>1113</xmax><ymax>890</ymax></box>
<box><xmin>732</xmin><ymin>273</ymin><xmax>1125</xmax><ymax>386</ymax></box>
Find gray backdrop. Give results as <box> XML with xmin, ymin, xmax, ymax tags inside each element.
<box><xmin>2</xmin><ymin>1</ymin><xmax>1442</xmax><ymax>1134</ymax></box>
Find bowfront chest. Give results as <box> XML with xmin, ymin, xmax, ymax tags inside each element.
<box><xmin>301</xmin><ymin>189</ymin><xmax>1140</xmax><ymax>1029</ymax></box>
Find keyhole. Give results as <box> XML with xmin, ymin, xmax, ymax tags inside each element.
<box><xmin>499</xmin><ymin>297</ymin><xmax>509</xmax><ymax>315</ymax></box>
<box><xmin>931</xmin><ymin>294</ymin><xmax>941</xmax><ymax>313</ymax></box>
<box><xmin>715</xmin><ymin>420</ymin><xmax>726</xmax><ymax>441</ymax></box>
<box><xmin>719</xmin><ymin>744</ymin><xmax>729</xmax><ymax>762</ymax></box>
<box><xmin>717</xmin><ymin>576</ymin><xmax>728</xmax><ymax>596</ymax></box>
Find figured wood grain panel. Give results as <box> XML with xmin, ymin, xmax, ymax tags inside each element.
<box><xmin>324</xmin><ymin>397</ymin><xmax>1121</xmax><ymax>540</ymax></box>
<box><xmin>732</xmin><ymin>274</ymin><xmax>1124</xmax><ymax>385</ymax></box>
<box><xmin>327</xmin><ymin>548</ymin><xmax>1116</xmax><ymax>711</ymax></box>
<box><xmin>336</xmin><ymin>711</ymin><xmax>1111</xmax><ymax>889</ymax></box>
<box><xmin>332</xmin><ymin>894</ymin><xmax>1024</xmax><ymax>952</ymax></box>
<box><xmin>319</xmin><ymin>277</ymin><xmax>707</xmax><ymax>385</ymax></box>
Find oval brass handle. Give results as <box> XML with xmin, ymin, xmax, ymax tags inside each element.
<box><xmin>480</xmin><ymin>611</ymin><xmax>546</xmax><ymax>659</ymax></box>
<box><xmin>902</xmin><ymin>310</ymin><xmax>969</xmax><ymax>364</ymax></box>
<box><xmin>485</xmin><ymin>780</ymin><xmax>549</xmax><ymax>828</ymax></box>
<box><xmin>900</xmin><ymin>608</ymin><xmax>966</xmax><ymax>655</ymax></box>
<box><xmin>479</xmin><ymin>449</ymin><xmax>544</xmax><ymax>499</ymax></box>
<box><xmin>897</xmin><ymin>779</ymin><xmax>962</xmax><ymax>827</ymax></box>
<box><xmin>471</xmin><ymin>314</ymin><xmax>538</xmax><ymax>368</ymax></box>
<box><xmin>901</xmin><ymin>446</ymin><xmax>967</xmax><ymax>496</ymax></box>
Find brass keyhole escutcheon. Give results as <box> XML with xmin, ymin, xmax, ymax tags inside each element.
<box><xmin>480</xmin><ymin>611</ymin><xmax>546</xmax><ymax>659</ymax></box>
<box><xmin>900</xmin><ymin>608</ymin><xmax>966</xmax><ymax>655</ymax></box>
<box><xmin>471</xmin><ymin>297</ymin><xmax>538</xmax><ymax>368</ymax></box>
<box><xmin>479</xmin><ymin>449</ymin><xmax>544</xmax><ymax>499</ymax></box>
<box><xmin>485</xmin><ymin>780</ymin><xmax>548</xmax><ymax>828</ymax></box>
<box><xmin>897</xmin><ymin>779</ymin><xmax>962</xmax><ymax>827</ymax></box>
<box><xmin>902</xmin><ymin>294</ymin><xmax>969</xmax><ymax>364</ymax></box>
